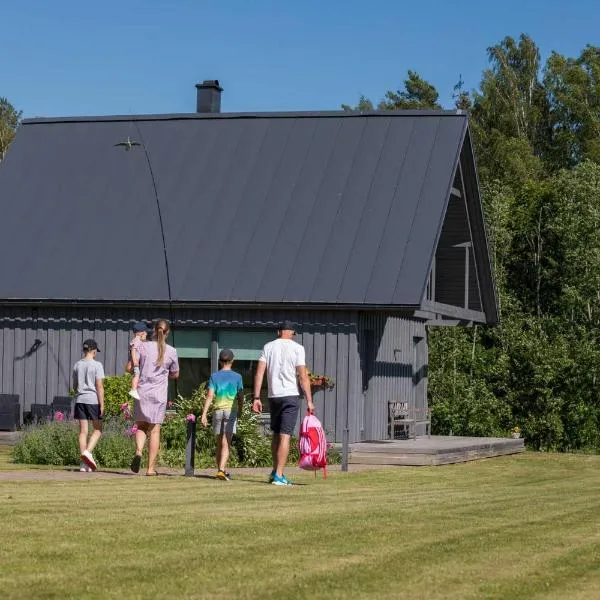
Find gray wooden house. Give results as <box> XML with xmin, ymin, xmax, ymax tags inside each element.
<box><xmin>0</xmin><ymin>81</ymin><xmax>497</xmax><ymax>441</ymax></box>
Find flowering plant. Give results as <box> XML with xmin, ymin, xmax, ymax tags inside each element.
<box><xmin>54</xmin><ymin>411</ymin><xmax>65</xmax><ymax>422</ymax></box>
<box><xmin>308</xmin><ymin>371</ymin><xmax>335</xmax><ymax>391</ymax></box>
<box><xmin>186</xmin><ymin>414</ymin><xmax>196</xmax><ymax>423</ymax></box>
<box><xmin>512</xmin><ymin>426</ymin><xmax>521</xmax><ymax>434</ymax></box>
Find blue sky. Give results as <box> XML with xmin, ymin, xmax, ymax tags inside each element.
<box><xmin>3</xmin><ymin>0</ymin><xmax>599</xmax><ymax>118</ymax></box>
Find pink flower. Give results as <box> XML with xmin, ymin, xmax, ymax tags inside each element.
<box><xmin>126</xmin><ymin>424</ymin><xmax>139</xmax><ymax>437</ymax></box>
<box><xmin>54</xmin><ymin>411</ymin><xmax>65</xmax><ymax>421</ymax></box>
<box><xmin>167</xmin><ymin>400</ymin><xmax>174</xmax><ymax>409</ymax></box>
<box><xmin>120</xmin><ymin>402</ymin><xmax>130</xmax><ymax>412</ymax></box>
<box><xmin>186</xmin><ymin>414</ymin><xmax>196</xmax><ymax>422</ymax></box>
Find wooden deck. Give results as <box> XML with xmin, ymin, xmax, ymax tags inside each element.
<box><xmin>348</xmin><ymin>436</ymin><xmax>525</xmax><ymax>466</ymax></box>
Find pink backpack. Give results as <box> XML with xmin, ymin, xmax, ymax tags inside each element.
<box><xmin>298</xmin><ymin>412</ymin><xmax>327</xmax><ymax>478</ymax></box>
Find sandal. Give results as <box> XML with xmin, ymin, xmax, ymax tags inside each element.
<box><xmin>131</xmin><ymin>454</ymin><xmax>142</xmax><ymax>474</ymax></box>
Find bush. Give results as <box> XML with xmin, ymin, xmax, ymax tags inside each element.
<box><xmin>103</xmin><ymin>374</ymin><xmax>133</xmax><ymax>417</ymax></box>
<box><xmin>13</xmin><ymin>421</ymin><xmax>79</xmax><ymax>465</ymax></box>
<box><xmin>13</xmin><ymin>418</ymin><xmax>136</xmax><ymax>468</ymax></box>
<box><xmin>13</xmin><ymin>382</ymin><xmax>341</xmax><ymax>469</ymax></box>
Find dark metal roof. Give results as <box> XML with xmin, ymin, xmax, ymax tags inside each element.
<box><xmin>0</xmin><ymin>110</ymin><xmax>493</xmax><ymax>315</ymax></box>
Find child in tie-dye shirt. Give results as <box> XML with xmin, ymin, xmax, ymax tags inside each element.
<box><xmin>200</xmin><ymin>349</ymin><xmax>244</xmax><ymax>480</ymax></box>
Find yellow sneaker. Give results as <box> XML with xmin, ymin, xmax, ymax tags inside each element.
<box><xmin>216</xmin><ymin>470</ymin><xmax>230</xmax><ymax>481</ymax></box>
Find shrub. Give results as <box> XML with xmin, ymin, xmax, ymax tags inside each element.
<box><xmin>13</xmin><ymin>381</ymin><xmax>341</xmax><ymax>469</ymax></box>
<box><xmin>94</xmin><ymin>418</ymin><xmax>136</xmax><ymax>468</ymax></box>
<box><xmin>13</xmin><ymin>421</ymin><xmax>79</xmax><ymax>465</ymax></box>
<box><xmin>13</xmin><ymin>417</ymin><xmax>136</xmax><ymax>468</ymax></box>
<box><xmin>103</xmin><ymin>374</ymin><xmax>133</xmax><ymax>417</ymax></box>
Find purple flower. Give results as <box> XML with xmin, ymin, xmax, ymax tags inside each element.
<box><xmin>54</xmin><ymin>411</ymin><xmax>65</xmax><ymax>421</ymax></box>
<box><xmin>120</xmin><ymin>402</ymin><xmax>130</xmax><ymax>413</ymax></box>
<box><xmin>126</xmin><ymin>424</ymin><xmax>139</xmax><ymax>437</ymax></box>
<box><xmin>186</xmin><ymin>414</ymin><xmax>196</xmax><ymax>422</ymax></box>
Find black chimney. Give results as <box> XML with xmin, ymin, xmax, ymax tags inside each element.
<box><xmin>195</xmin><ymin>80</ymin><xmax>223</xmax><ymax>113</ymax></box>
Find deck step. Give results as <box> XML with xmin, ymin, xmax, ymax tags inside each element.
<box><xmin>347</xmin><ymin>436</ymin><xmax>525</xmax><ymax>466</ymax></box>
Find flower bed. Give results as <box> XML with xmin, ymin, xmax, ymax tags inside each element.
<box><xmin>12</xmin><ymin>375</ymin><xmax>341</xmax><ymax>468</ymax></box>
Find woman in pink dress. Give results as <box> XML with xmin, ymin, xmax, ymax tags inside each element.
<box><xmin>131</xmin><ymin>319</ymin><xmax>179</xmax><ymax>476</ymax></box>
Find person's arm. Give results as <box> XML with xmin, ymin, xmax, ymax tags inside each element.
<box><xmin>253</xmin><ymin>360</ymin><xmax>266</xmax><ymax>413</ymax></box>
<box><xmin>201</xmin><ymin>389</ymin><xmax>214</xmax><ymax>428</ymax></box>
<box><xmin>297</xmin><ymin>365</ymin><xmax>314</xmax><ymax>413</ymax></box>
<box><xmin>131</xmin><ymin>346</ymin><xmax>139</xmax><ymax>368</ymax></box>
<box><xmin>168</xmin><ymin>352</ymin><xmax>180</xmax><ymax>380</ymax></box>
<box><xmin>236</xmin><ymin>376</ymin><xmax>245</xmax><ymax>415</ymax></box>
<box><xmin>95</xmin><ymin>378</ymin><xmax>105</xmax><ymax>417</ymax></box>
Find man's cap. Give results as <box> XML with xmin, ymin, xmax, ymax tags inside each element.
<box><xmin>219</xmin><ymin>349</ymin><xmax>234</xmax><ymax>362</ymax></box>
<box><xmin>132</xmin><ymin>321</ymin><xmax>150</xmax><ymax>333</ymax></box>
<box><xmin>279</xmin><ymin>320</ymin><xmax>296</xmax><ymax>332</ymax></box>
<box><xmin>83</xmin><ymin>339</ymin><xmax>100</xmax><ymax>352</ymax></box>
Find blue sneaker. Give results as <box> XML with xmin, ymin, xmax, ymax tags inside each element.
<box><xmin>271</xmin><ymin>473</ymin><xmax>292</xmax><ymax>486</ymax></box>
<box><xmin>269</xmin><ymin>470</ymin><xmax>276</xmax><ymax>483</ymax></box>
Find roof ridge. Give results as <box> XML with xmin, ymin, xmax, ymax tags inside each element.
<box><xmin>22</xmin><ymin>109</ymin><xmax>466</xmax><ymax>125</ymax></box>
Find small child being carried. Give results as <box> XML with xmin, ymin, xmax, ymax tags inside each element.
<box><xmin>127</xmin><ymin>321</ymin><xmax>149</xmax><ymax>400</ymax></box>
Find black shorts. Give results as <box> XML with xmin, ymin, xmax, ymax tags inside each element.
<box><xmin>74</xmin><ymin>403</ymin><xmax>102</xmax><ymax>421</ymax></box>
<box><xmin>269</xmin><ymin>396</ymin><xmax>300</xmax><ymax>435</ymax></box>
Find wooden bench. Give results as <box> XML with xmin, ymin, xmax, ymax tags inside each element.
<box><xmin>389</xmin><ymin>402</ymin><xmax>431</xmax><ymax>440</ymax></box>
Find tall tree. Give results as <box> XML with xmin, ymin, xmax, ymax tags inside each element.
<box><xmin>342</xmin><ymin>70</ymin><xmax>441</xmax><ymax>111</ymax></box>
<box><xmin>544</xmin><ymin>46</ymin><xmax>600</xmax><ymax>168</ymax></box>
<box><xmin>0</xmin><ymin>97</ymin><xmax>21</xmax><ymax>162</ymax></box>
<box><xmin>472</xmin><ymin>34</ymin><xmax>548</xmax><ymax>152</ymax></box>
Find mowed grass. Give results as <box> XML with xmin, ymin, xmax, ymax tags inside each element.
<box><xmin>1</xmin><ymin>453</ymin><xmax>600</xmax><ymax>599</ymax></box>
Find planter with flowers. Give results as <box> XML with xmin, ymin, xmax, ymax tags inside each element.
<box><xmin>511</xmin><ymin>426</ymin><xmax>521</xmax><ymax>439</ymax></box>
<box><xmin>308</xmin><ymin>372</ymin><xmax>335</xmax><ymax>391</ymax></box>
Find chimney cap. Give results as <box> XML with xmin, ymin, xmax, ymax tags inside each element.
<box><xmin>196</xmin><ymin>79</ymin><xmax>223</xmax><ymax>91</ymax></box>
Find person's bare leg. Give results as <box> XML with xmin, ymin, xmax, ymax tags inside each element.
<box><xmin>147</xmin><ymin>424</ymin><xmax>161</xmax><ymax>474</ymax></box>
<box><xmin>78</xmin><ymin>420</ymin><xmax>88</xmax><ymax>455</ymax></box>
<box><xmin>216</xmin><ymin>433</ymin><xmax>223</xmax><ymax>470</ymax></box>
<box><xmin>86</xmin><ymin>420</ymin><xmax>102</xmax><ymax>452</ymax></box>
<box><xmin>271</xmin><ymin>436</ymin><xmax>280</xmax><ymax>473</ymax></box>
<box><xmin>135</xmin><ymin>422</ymin><xmax>148</xmax><ymax>456</ymax></box>
<box><xmin>275</xmin><ymin>434</ymin><xmax>291</xmax><ymax>476</ymax></box>
<box><xmin>218</xmin><ymin>433</ymin><xmax>232</xmax><ymax>472</ymax></box>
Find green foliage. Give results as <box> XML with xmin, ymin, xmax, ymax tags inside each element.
<box><xmin>103</xmin><ymin>374</ymin><xmax>133</xmax><ymax>417</ymax></box>
<box><xmin>13</xmin><ymin>421</ymin><xmax>79</xmax><ymax>465</ymax></box>
<box><xmin>12</xmin><ymin>418</ymin><xmax>136</xmax><ymax>467</ymax></box>
<box><xmin>0</xmin><ymin>97</ymin><xmax>21</xmax><ymax>161</ymax></box>
<box><xmin>171</xmin><ymin>382</ymin><xmax>207</xmax><ymax>417</ymax></box>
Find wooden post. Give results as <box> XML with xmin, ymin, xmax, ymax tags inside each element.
<box><xmin>185</xmin><ymin>420</ymin><xmax>196</xmax><ymax>476</ymax></box>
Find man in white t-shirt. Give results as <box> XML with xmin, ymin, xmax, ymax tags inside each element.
<box><xmin>253</xmin><ymin>320</ymin><xmax>314</xmax><ymax>486</ymax></box>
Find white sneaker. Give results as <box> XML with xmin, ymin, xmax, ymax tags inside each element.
<box><xmin>128</xmin><ymin>389</ymin><xmax>140</xmax><ymax>400</ymax></box>
<box><xmin>81</xmin><ymin>450</ymin><xmax>97</xmax><ymax>471</ymax></box>
<box><xmin>79</xmin><ymin>462</ymin><xmax>92</xmax><ymax>472</ymax></box>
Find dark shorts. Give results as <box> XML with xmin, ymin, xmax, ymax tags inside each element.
<box><xmin>74</xmin><ymin>403</ymin><xmax>102</xmax><ymax>421</ymax></box>
<box><xmin>269</xmin><ymin>396</ymin><xmax>300</xmax><ymax>435</ymax></box>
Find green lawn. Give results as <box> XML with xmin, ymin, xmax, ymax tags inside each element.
<box><xmin>1</xmin><ymin>453</ymin><xmax>600</xmax><ymax>599</ymax></box>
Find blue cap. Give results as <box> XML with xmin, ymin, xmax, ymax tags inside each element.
<box><xmin>132</xmin><ymin>321</ymin><xmax>149</xmax><ymax>333</ymax></box>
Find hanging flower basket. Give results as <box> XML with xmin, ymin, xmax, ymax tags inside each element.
<box><xmin>308</xmin><ymin>372</ymin><xmax>335</xmax><ymax>391</ymax></box>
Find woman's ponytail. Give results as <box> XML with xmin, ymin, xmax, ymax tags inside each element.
<box><xmin>154</xmin><ymin>319</ymin><xmax>169</xmax><ymax>367</ymax></box>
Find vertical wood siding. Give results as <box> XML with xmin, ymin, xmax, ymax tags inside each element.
<box><xmin>0</xmin><ymin>305</ymin><xmax>381</xmax><ymax>442</ymax></box>
<box><xmin>359</xmin><ymin>314</ymin><xmax>428</xmax><ymax>440</ymax></box>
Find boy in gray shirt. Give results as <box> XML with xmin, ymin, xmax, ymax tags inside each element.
<box><xmin>73</xmin><ymin>339</ymin><xmax>105</xmax><ymax>472</ymax></box>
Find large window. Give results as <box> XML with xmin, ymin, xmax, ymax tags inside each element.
<box><xmin>169</xmin><ymin>329</ymin><xmax>272</xmax><ymax>407</ymax></box>
<box><xmin>170</xmin><ymin>330</ymin><xmax>211</xmax><ymax>398</ymax></box>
